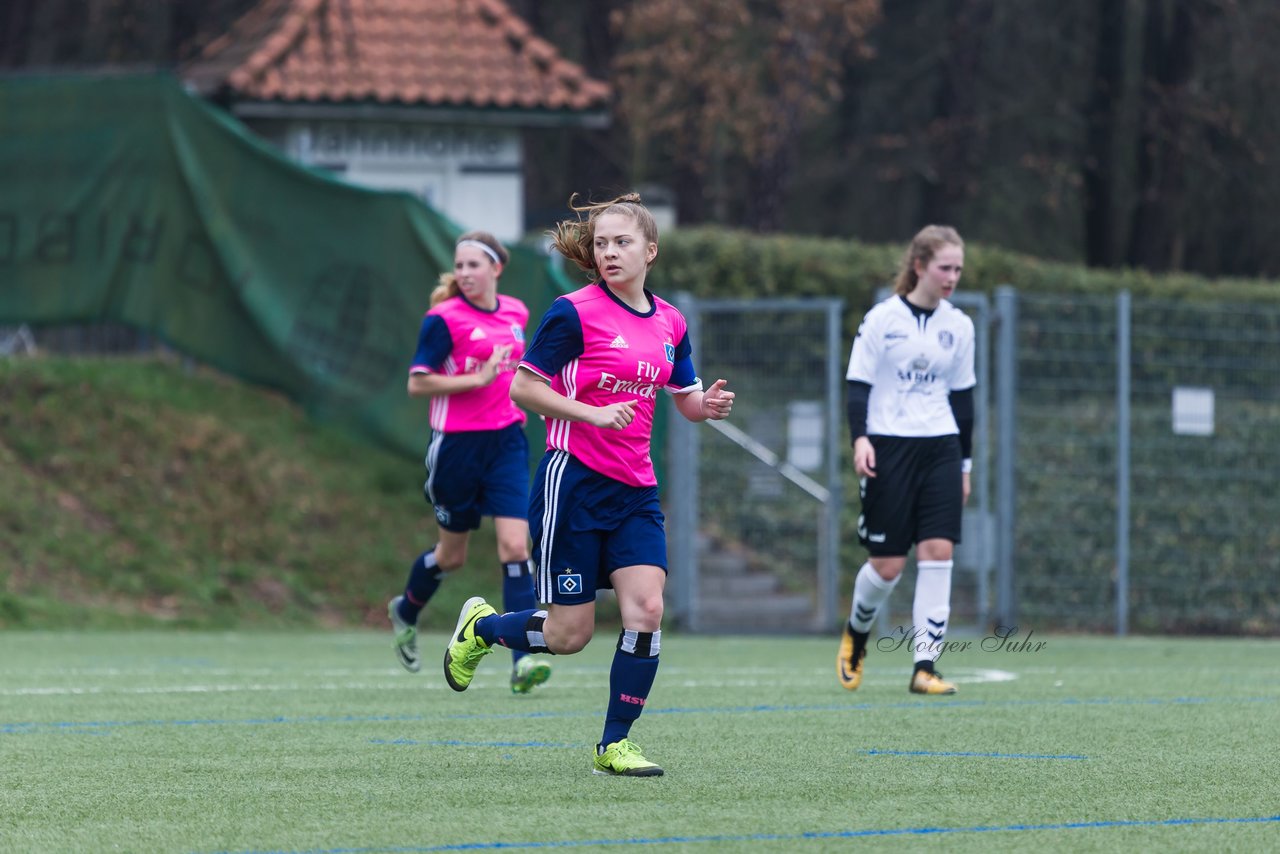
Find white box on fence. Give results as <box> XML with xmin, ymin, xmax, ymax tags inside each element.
<box><xmin>1172</xmin><ymin>386</ymin><xmax>1214</xmax><ymax>436</ymax></box>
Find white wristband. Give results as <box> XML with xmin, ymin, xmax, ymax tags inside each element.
<box><xmin>961</xmin><ymin>458</ymin><xmax>973</xmax><ymax>474</ymax></box>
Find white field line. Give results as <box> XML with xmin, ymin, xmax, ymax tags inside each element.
<box><xmin>0</xmin><ymin>667</ymin><xmax>1017</xmax><ymax>697</ymax></box>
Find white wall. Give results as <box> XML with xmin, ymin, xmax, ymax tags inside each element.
<box><xmin>278</xmin><ymin>121</ymin><xmax>524</xmax><ymax>242</ymax></box>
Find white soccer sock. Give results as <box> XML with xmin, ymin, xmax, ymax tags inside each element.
<box><xmin>912</xmin><ymin>560</ymin><xmax>953</xmax><ymax>665</ymax></box>
<box><xmin>849</xmin><ymin>562</ymin><xmax>899</xmax><ymax>633</ymax></box>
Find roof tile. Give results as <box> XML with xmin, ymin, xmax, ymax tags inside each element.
<box><xmin>183</xmin><ymin>0</ymin><xmax>609</xmax><ymax>113</ymax></box>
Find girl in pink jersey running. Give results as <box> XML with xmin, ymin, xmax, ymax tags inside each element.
<box><xmin>441</xmin><ymin>194</ymin><xmax>734</xmax><ymax>776</ymax></box>
<box><xmin>387</xmin><ymin>230</ymin><xmax>551</xmax><ymax>696</ymax></box>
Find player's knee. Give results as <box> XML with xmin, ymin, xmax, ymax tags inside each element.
<box><xmin>434</xmin><ymin>549</ymin><xmax>467</xmax><ymax>572</ymax></box>
<box><xmin>629</xmin><ymin>594</ymin><xmax>664</xmax><ymax>631</ymax></box>
<box><xmin>547</xmin><ymin>623</ymin><xmax>592</xmax><ymax>654</ymax></box>
<box><xmin>495</xmin><ymin>539</ymin><xmax>529</xmax><ymax>564</ymax></box>
<box><xmin>917</xmin><ymin>540</ymin><xmax>954</xmax><ymax>562</ymax></box>
<box><xmin>871</xmin><ymin>558</ymin><xmax>906</xmax><ymax>581</ymax></box>
<box><xmin>555</xmin><ymin>634</ymin><xmax>591</xmax><ymax>655</ymax></box>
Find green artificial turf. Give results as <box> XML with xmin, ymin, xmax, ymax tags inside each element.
<box><xmin>2</xmin><ymin>631</ymin><xmax>1277</xmax><ymax>853</ymax></box>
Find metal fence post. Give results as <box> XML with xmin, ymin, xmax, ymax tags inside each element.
<box><xmin>1115</xmin><ymin>290</ymin><xmax>1131</xmax><ymax>636</ymax></box>
<box><xmin>972</xmin><ymin>293</ymin><xmax>992</xmax><ymax>629</ymax></box>
<box><xmin>822</xmin><ymin>298</ymin><xmax>844</xmax><ymax>630</ymax></box>
<box><xmin>994</xmin><ymin>285</ymin><xmax>1018</xmax><ymax>629</ymax></box>
<box><xmin>667</xmin><ymin>292</ymin><xmax>701</xmax><ymax>631</ymax></box>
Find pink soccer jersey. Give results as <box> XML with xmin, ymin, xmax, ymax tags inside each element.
<box><xmin>409</xmin><ymin>294</ymin><xmax>528</xmax><ymax>433</ymax></box>
<box><xmin>519</xmin><ymin>283</ymin><xmax>701</xmax><ymax>487</ymax></box>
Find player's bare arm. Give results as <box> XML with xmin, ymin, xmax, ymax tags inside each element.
<box><xmin>407</xmin><ymin>344</ymin><xmax>512</xmax><ymax>397</ymax></box>
<box><xmin>675</xmin><ymin>378</ymin><xmax>734</xmax><ymax>422</ymax></box>
<box><xmin>510</xmin><ymin>367</ymin><xmax>637</xmax><ymax>430</ymax></box>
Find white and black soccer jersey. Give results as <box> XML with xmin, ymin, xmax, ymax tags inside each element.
<box><xmin>845</xmin><ymin>295</ymin><xmax>976</xmax><ymax>437</ymax></box>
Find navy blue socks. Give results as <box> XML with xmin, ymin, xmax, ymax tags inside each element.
<box><xmin>501</xmin><ymin>560</ymin><xmax>538</xmax><ymax>660</ymax></box>
<box><xmin>475</xmin><ymin>609</ymin><xmax>550</xmax><ymax>655</ymax></box>
<box><xmin>397</xmin><ymin>550</ymin><xmax>442</xmax><ymax>624</ymax></box>
<box><xmin>600</xmin><ymin>630</ymin><xmax>660</xmax><ymax>747</ymax></box>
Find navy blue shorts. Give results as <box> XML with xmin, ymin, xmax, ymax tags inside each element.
<box><xmin>529</xmin><ymin>450</ymin><xmax>668</xmax><ymax>606</ymax></box>
<box><xmin>424</xmin><ymin>422</ymin><xmax>529</xmax><ymax>532</ymax></box>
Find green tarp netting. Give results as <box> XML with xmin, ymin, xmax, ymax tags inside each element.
<box><xmin>0</xmin><ymin>73</ymin><xmax>573</xmax><ymax>457</ymax></box>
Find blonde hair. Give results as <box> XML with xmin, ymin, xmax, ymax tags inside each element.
<box><xmin>430</xmin><ymin>230</ymin><xmax>510</xmax><ymax>307</ymax></box>
<box><xmin>548</xmin><ymin>193</ymin><xmax>659</xmax><ymax>279</ymax></box>
<box><xmin>893</xmin><ymin>225</ymin><xmax>964</xmax><ymax>296</ymax></box>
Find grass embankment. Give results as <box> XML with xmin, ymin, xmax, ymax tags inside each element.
<box><xmin>0</xmin><ymin>355</ymin><xmax>504</xmax><ymax>630</ymax></box>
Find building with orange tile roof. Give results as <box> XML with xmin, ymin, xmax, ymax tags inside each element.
<box><xmin>183</xmin><ymin>0</ymin><xmax>610</xmax><ymax>240</ymax></box>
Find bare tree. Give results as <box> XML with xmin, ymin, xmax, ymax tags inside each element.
<box><xmin>1082</xmin><ymin>0</ymin><xmax>1127</xmax><ymax>268</ymax></box>
<box><xmin>610</xmin><ymin>0</ymin><xmax>880</xmax><ymax>230</ymax></box>
<box><xmin>1126</xmin><ymin>0</ymin><xmax>1200</xmax><ymax>272</ymax></box>
<box><xmin>0</xmin><ymin>0</ymin><xmax>260</xmax><ymax>68</ymax></box>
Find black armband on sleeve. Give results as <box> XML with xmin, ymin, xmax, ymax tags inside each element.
<box><xmin>949</xmin><ymin>386</ymin><xmax>975</xmax><ymax>459</ymax></box>
<box><xmin>846</xmin><ymin>380</ymin><xmax>871</xmax><ymax>444</ymax></box>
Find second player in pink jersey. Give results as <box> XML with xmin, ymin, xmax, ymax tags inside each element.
<box><xmin>440</xmin><ymin>193</ymin><xmax>735</xmax><ymax>778</ymax></box>
<box><xmin>387</xmin><ymin>230</ymin><xmax>551</xmax><ymax>696</ymax></box>
<box><xmin>408</xmin><ymin>280</ymin><xmax>527</xmax><ymax>434</ymax></box>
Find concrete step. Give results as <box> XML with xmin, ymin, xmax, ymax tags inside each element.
<box><xmin>692</xmin><ymin>593</ymin><xmax>817</xmax><ymax>634</ymax></box>
<box><xmin>699</xmin><ymin>572</ymin><xmax>783</xmax><ymax>597</ymax></box>
<box><xmin>698</xmin><ymin>552</ymin><xmax>752</xmax><ymax>576</ymax></box>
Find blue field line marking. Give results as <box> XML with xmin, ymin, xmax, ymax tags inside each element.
<box><xmin>369</xmin><ymin>738</ymin><xmax>577</xmax><ymax>749</ymax></box>
<box><xmin>6</xmin><ymin>694</ymin><xmax>1276</xmax><ymax>736</ymax></box>
<box><xmin>446</xmin><ymin>692</ymin><xmax>1277</xmax><ymax>723</ymax></box>
<box><xmin>204</xmin><ymin>814</ymin><xmax>1280</xmax><ymax>853</ymax></box>
<box><xmin>0</xmin><ymin>712</ymin><xmax>427</xmax><ymax>735</ymax></box>
<box><xmin>864</xmin><ymin>748</ymin><xmax>1087</xmax><ymax>760</ymax></box>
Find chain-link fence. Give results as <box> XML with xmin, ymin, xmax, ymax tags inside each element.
<box><xmin>665</xmin><ymin>288</ymin><xmax>1280</xmax><ymax>638</ymax></box>
<box><xmin>665</xmin><ymin>296</ymin><xmax>844</xmax><ymax>633</ymax></box>
<box><xmin>0</xmin><ymin>323</ymin><xmax>154</xmax><ymax>356</ymax></box>
<box><xmin>1007</xmin><ymin>291</ymin><xmax>1280</xmax><ymax>634</ymax></box>
<box><xmin>15</xmin><ymin>290</ymin><xmax>1278</xmax><ymax>637</ymax></box>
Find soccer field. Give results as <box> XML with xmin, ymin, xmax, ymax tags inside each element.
<box><xmin>2</xmin><ymin>630</ymin><xmax>1277</xmax><ymax>853</ymax></box>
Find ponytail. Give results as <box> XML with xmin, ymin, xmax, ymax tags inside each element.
<box><xmin>548</xmin><ymin>192</ymin><xmax>659</xmax><ymax>280</ymax></box>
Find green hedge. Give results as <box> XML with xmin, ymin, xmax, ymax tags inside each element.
<box><xmin>649</xmin><ymin>226</ymin><xmax>1280</xmax><ymax>312</ymax></box>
